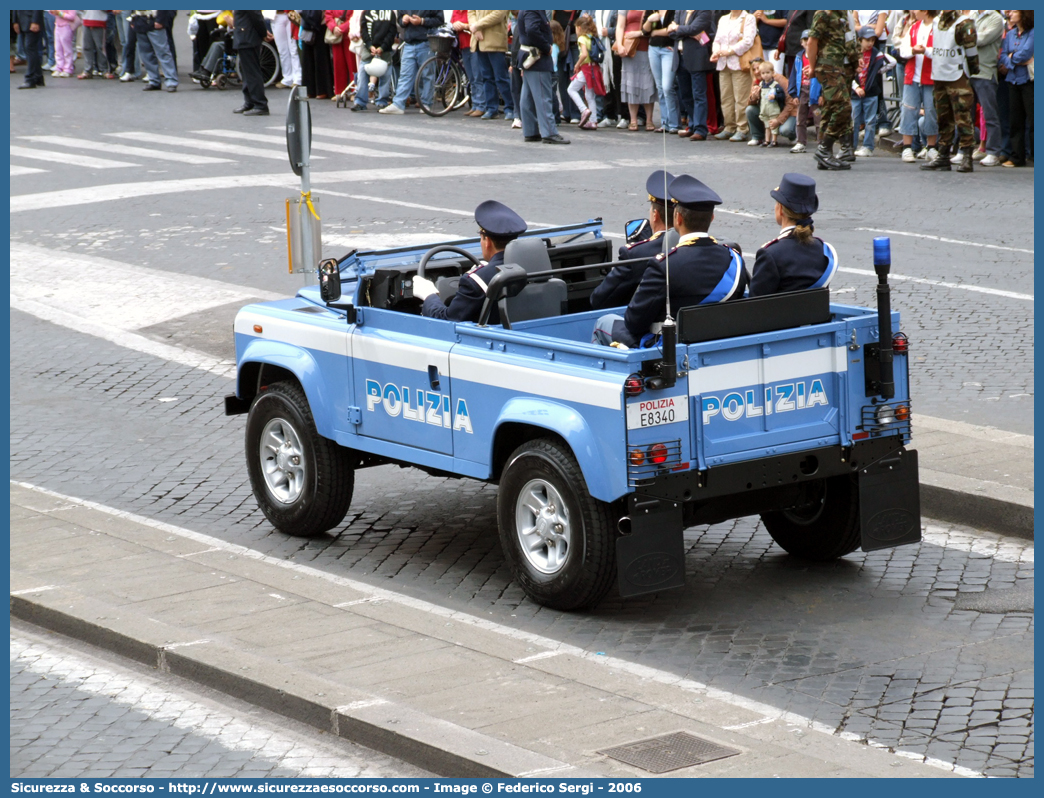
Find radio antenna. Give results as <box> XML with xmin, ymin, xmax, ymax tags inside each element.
<box><xmin>662</xmin><ymin>125</ymin><xmax>672</xmax><ymax>322</ymax></box>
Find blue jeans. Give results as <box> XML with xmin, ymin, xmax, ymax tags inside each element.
<box><xmin>44</xmin><ymin>11</ymin><xmax>55</xmax><ymax>65</ymax></box>
<box><xmin>899</xmin><ymin>82</ymin><xmax>937</xmax><ymax>137</ymax></box>
<box><xmin>687</xmin><ymin>68</ymin><xmax>709</xmax><ymax>137</ymax></box>
<box><xmin>971</xmin><ymin>77</ymin><xmax>1001</xmax><ymax>155</ymax></box>
<box><xmin>476</xmin><ymin>49</ymin><xmax>513</xmax><ymax>116</ymax></box>
<box><xmin>519</xmin><ymin>70</ymin><xmax>558</xmax><ymax>138</ymax></box>
<box><xmin>852</xmin><ymin>94</ymin><xmax>878</xmax><ymax>149</ymax></box>
<box><xmin>354</xmin><ymin>60</ymin><xmax>393</xmax><ymax>108</ymax></box>
<box><xmin>391</xmin><ymin>41</ymin><xmax>433</xmax><ymax>110</ymax></box>
<box><xmin>137</xmin><ymin>26</ymin><xmax>178</xmax><ymax>88</ymax></box>
<box><xmin>647</xmin><ymin>45</ymin><xmax>678</xmax><ymax>130</ymax></box>
<box><xmin>459</xmin><ymin>47</ymin><xmax>484</xmax><ymax>110</ymax></box>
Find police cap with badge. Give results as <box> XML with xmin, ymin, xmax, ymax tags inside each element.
<box><xmin>770</xmin><ymin>172</ymin><xmax>819</xmax><ymax>224</ymax></box>
<box><xmin>667</xmin><ymin>174</ymin><xmax>723</xmax><ymax>211</ymax></box>
<box><xmin>619</xmin><ymin>170</ymin><xmax>676</xmax><ymax>261</ymax></box>
<box><xmin>475</xmin><ymin>199</ymin><xmax>527</xmax><ymax>241</ymax></box>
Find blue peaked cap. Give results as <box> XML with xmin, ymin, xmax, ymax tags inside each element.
<box><xmin>770</xmin><ymin>173</ymin><xmax>819</xmax><ymax>216</ymax></box>
<box><xmin>667</xmin><ymin>174</ymin><xmax>722</xmax><ymax>210</ymax></box>
<box><xmin>646</xmin><ymin>170</ymin><xmax>675</xmax><ymax>203</ymax></box>
<box><xmin>475</xmin><ymin>200</ymin><xmax>527</xmax><ymax>238</ymax></box>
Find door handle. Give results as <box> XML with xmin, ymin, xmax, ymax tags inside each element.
<box><xmin>427</xmin><ymin>365</ymin><xmax>440</xmax><ymax>390</ymax></box>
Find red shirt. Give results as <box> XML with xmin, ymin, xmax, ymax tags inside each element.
<box><xmin>452</xmin><ymin>10</ymin><xmax>471</xmax><ymax>49</ymax></box>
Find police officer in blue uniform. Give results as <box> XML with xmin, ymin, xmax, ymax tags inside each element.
<box><xmin>413</xmin><ymin>200</ymin><xmax>527</xmax><ymax>324</ymax></box>
<box><xmin>748</xmin><ymin>173</ymin><xmax>839</xmax><ymax>296</ymax></box>
<box><xmin>590</xmin><ymin>170</ymin><xmax>676</xmax><ymax>310</ymax></box>
<box><xmin>593</xmin><ymin>175</ymin><xmax>747</xmax><ymax>348</ymax></box>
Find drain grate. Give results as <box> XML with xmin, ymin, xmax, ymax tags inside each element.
<box><xmin>598</xmin><ymin>731</ymin><xmax>741</xmax><ymax>773</ymax></box>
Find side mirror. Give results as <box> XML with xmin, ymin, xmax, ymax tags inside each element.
<box><xmin>625</xmin><ymin>218</ymin><xmax>652</xmax><ymax>244</ymax></box>
<box><xmin>477</xmin><ymin>264</ymin><xmax>528</xmax><ymax>326</ymax></box>
<box><xmin>319</xmin><ymin>258</ymin><xmax>341</xmax><ymax>302</ymax></box>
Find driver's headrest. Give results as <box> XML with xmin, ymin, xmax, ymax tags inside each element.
<box><xmin>503</xmin><ymin>237</ymin><xmax>552</xmax><ymax>275</ymax></box>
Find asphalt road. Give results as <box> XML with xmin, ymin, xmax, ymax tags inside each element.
<box><xmin>8</xmin><ymin>61</ymin><xmax>1035</xmax><ymax>779</ymax></box>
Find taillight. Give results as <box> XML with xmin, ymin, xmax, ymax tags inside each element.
<box><xmin>624</xmin><ymin>374</ymin><xmax>645</xmax><ymax>397</ymax></box>
<box><xmin>629</xmin><ymin>449</ymin><xmax>646</xmax><ymax>466</ymax></box>
<box><xmin>895</xmin><ymin>404</ymin><xmax>910</xmax><ymax>422</ymax></box>
<box><xmin>893</xmin><ymin>332</ymin><xmax>908</xmax><ymax>353</ymax></box>
<box><xmin>649</xmin><ymin>443</ymin><xmax>669</xmax><ymax>465</ymax></box>
<box><xmin>875</xmin><ymin>404</ymin><xmax>895</xmax><ymax>425</ymax></box>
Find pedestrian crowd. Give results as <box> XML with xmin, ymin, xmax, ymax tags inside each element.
<box><xmin>11</xmin><ymin>10</ymin><xmax>1034</xmax><ymax>167</ymax></box>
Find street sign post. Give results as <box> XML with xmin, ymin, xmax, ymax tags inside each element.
<box><xmin>285</xmin><ymin>86</ymin><xmax>320</xmax><ymax>275</ymax></box>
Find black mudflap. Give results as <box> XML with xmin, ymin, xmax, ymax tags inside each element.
<box><xmin>859</xmin><ymin>448</ymin><xmax>921</xmax><ymax>552</ymax></box>
<box><xmin>616</xmin><ymin>494</ymin><xmax>686</xmax><ymax>598</ymax></box>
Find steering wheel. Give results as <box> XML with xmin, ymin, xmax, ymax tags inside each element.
<box><xmin>416</xmin><ymin>245</ymin><xmax>482</xmax><ymax>279</ymax></box>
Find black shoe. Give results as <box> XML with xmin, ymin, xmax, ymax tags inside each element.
<box><xmin>838</xmin><ymin>145</ymin><xmax>856</xmax><ymax>163</ymax></box>
<box><xmin>813</xmin><ymin>143</ymin><xmax>849</xmax><ymax>170</ymax></box>
<box><xmin>542</xmin><ymin>134</ymin><xmax>570</xmax><ymax>144</ymax></box>
<box><xmin>242</xmin><ymin>107</ymin><xmax>270</xmax><ymax>116</ymax></box>
<box><xmin>233</xmin><ymin>104</ymin><xmax>253</xmax><ymax>113</ymax></box>
<box><xmin>165</xmin><ymin>85</ymin><xmax>176</xmax><ymax>92</ymax></box>
<box><xmin>350</xmin><ymin>104</ymin><xmax>365</xmax><ymax>111</ymax></box>
<box><xmin>142</xmin><ymin>83</ymin><xmax>162</xmax><ymax>91</ymax></box>
<box><xmin>16</xmin><ymin>82</ymin><xmax>36</xmax><ymax>89</ymax></box>
<box><xmin>956</xmin><ymin>147</ymin><xmax>974</xmax><ymax>173</ymax></box>
<box><xmin>523</xmin><ymin>135</ymin><xmax>541</xmax><ymax>142</ymax></box>
<box><xmin>189</xmin><ymin>70</ymin><xmax>209</xmax><ymax>82</ymax></box>
<box><xmin>920</xmin><ymin>152</ymin><xmax>952</xmax><ymax>171</ymax></box>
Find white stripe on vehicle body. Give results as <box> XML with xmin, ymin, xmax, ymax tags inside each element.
<box><xmin>689</xmin><ymin>347</ymin><xmax>848</xmax><ymax>395</ymax></box>
<box><xmin>451</xmin><ymin>353</ymin><xmax>623</xmax><ymax>410</ymax></box>
<box><xmin>234</xmin><ymin>311</ymin><xmax>348</xmax><ymax>357</ymax></box>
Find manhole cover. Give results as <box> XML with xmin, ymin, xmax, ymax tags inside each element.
<box><xmin>598</xmin><ymin>731</ymin><xmax>740</xmax><ymax>773</ymax></box>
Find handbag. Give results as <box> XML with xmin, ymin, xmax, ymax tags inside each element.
<box><xmin>737</xmin><ymin>13</ymin><xmax>764</xmax><ymax>70</ymax></box>
<box><xmin>1028</xmin><ymin>57</ymin><xmax>1034</xmax><ymax>81</ymax></box>
<box><xmin>619</xmin><ymin>36</ymin><xmax>639</xmax><ymax>58</ymax></box>
<box><xmin>325</xmin><ymin>20</ymin><xmax>343</xmax><ymax>46</ymax></box>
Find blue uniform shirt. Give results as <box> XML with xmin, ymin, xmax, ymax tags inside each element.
<box><xmin>422</xmin><ymin>251</ymin><xmax>505</xmax><ymax>324</ymax></box>
<box><xmin>613</xmin><ymin>233</ymin><xmax>747</xmax><ymax>347</ymax></box>
<box><xmin>749</xmin><ymin>227</ymin><xmax>838</xmax><ymax>296</ymax></box>
<box><xmin>591</xmin><ymin>230</ymin><xmax>668</xmax><ymax>309</ymax></box>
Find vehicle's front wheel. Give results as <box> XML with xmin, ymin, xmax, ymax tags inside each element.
<box><xmin>245</xmin><ymin>381</ymin><xmax>354</xmax><ymax>537</ymax></box>
<box><xmin>497</xmin><ymin>439</ymin><xmax>617</xmax><ymax>610</ymax></box>
<box><xmin>760</xmin><ymin>474</ymin><xmax>861</xmax><ymax>561</ymax></box>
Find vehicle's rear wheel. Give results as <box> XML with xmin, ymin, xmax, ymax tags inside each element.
<box><xmin>497</xmin><ymin>439</ymin><xmax>616</xmax><ymax>610</ymax></box>
<box><xmin>245</xmin><ymin>381</ymin><xmax>353</xmax><ymax>537</ymax></box>
<box><xmin>760</xmin><ymin>474</ymin><xmax>861</xmax><ymax>561</ymax></box>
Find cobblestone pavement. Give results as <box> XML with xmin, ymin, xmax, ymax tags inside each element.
<box><xmin>10</xmin><ymin>310</ymin><xmax>1033</xmax><ymax>777</ymax></box>
<box><xmin>11</xmin><ymin>625</ymin><xmax>430</xmax><ymax>779</ymax></box>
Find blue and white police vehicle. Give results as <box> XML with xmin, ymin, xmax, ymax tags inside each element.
<box><xmin>225</xmin><ymin>222</ymin><xmax>919</xmax><ymax>610</ymax></box>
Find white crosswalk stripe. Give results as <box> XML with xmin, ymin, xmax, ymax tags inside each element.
<box><xmin>10</xmin><ymin>165</ymin><xmax>47</xmax><ymax>176</ymax></box>
<box><xmin>9</xmin><ymin>145</ymin><xmax>137</xmax><ymax>169</ymax></box>
<box><xmin>21</xmin><ymin>135</ymin><xmax>234</xmax><ymax>165</ymax></box>
<box><xmin>106</xmin><ymin>131</ymin><xmax>324</xmax><ymax>161</ymax></box>
<box><xmin>194</xmin><ymin>129</ymin><xmax>420</xmax><ymax>159</ymax></box>
<box><xmin>285</xmin><ymin>124</ymin><xmax>492</xmax><ymax>154</ymax></box>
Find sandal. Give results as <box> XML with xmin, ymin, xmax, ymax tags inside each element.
<box><xmin>628</xmin><ymin>122</ymin><xmax>638</xmax><ymax>131</ymax></box>
<box><xmin>645</xmin><ymin>124</ymin><xmax>656</xmax><ymax>131</ymax></box>
<box><xmin>77</xmin><ymin>71</ymin><xmax>92</xmax><ymax>79</ymax></box>
<box><xmin>652</xmin><ymin>126</ymin><xmax>664</xmax><ymax>133</ymax></box>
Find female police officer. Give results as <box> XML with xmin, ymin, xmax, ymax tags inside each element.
<box><xmin>748</xmin><ymin>173</ymin><xmax>839</xmax><ymax>296</ymax></box>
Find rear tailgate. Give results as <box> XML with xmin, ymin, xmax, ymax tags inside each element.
<box><xmin>687</xmin><ymin>327</ymin><xmax>847</xmax><ymax>469</ymax></box>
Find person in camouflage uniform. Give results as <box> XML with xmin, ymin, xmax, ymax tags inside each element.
<box><xmin>805</xmin><ymin>10</ymin><xmax>857</xmax><ymax>170</ymax></box>
<box><xmin>921</xmin><ymin>11</ymin><xmax>979</xmax><ymax>173</ymax></box>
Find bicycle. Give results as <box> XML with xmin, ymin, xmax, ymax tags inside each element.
<box><xmin>415</xmin><ymin>33</ymin><xmax>471</xmax><ymax>117</ymax></box>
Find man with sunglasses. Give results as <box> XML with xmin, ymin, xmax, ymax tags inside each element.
<box><xmin>413</xmin><ymin>200</ymin><xmax>527</xmax><ymax>324</ymax></box>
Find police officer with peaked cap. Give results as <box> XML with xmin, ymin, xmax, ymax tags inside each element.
<box><xmin>590</xmin><ymin>170</ymin><xmax>676</xmax><ymax>310</ymax></box>
<box><xmin>593</xmin><ymin>175</ymin><xmax>747</xmax><ymax>348</ymax></box>
<box><xmin>749</xmin><ymin>173</ymin><xmax>839</xmax><ymax>296</ymax></box>
<box><xmin>413</xmin><ymin>200</ymin><xmax>528</xmax><ymax>324</ymax></box>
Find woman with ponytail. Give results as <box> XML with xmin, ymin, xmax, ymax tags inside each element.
<box><xmin>749</xmin><ymin>172</ymin><xmax>838</xmax><ymax>296</ymax></box>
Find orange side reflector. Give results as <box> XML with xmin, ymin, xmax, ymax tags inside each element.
<box><xmin>253</xmin><ymin>325</ymin><xmax>263</xmax><ymax>334</ymax></box>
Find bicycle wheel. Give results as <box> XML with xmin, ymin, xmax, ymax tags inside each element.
<box><xmin>417</xmin><ymin>55</ymin><xmax>461</xmax><ymax>117</ymax></box>
<box><xmin>451</xmin><ymin>71</ymin><xmax>470</xmax><ymax>111</ymax></box>
<box><xmin>260</xmin><ymin>40</ymin><xmax>280</xmax><ymax>87</ymax></box>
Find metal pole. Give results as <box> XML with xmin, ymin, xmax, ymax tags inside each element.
<box><xmin>298</xmin><ymin>94</ymin><xmax>313</xmax><ymax>286</ymax></box>
<box><xmin>873</xmin><ymin>236</ymin><xmax>895</xmax><ymax>399</ymax></box>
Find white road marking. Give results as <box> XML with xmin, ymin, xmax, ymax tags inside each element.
<box><xmin>10</xmin><ymin>164</ymin><xmax>47</xmax><ymax>176</ymax></box>
<box><xmin>10</xmin><ymin>159</ymin><xmax>666</xmax><ymax>213</ymax></box>
<box><xmin>10</xmin><ymin>586</ymin><xmax>58</xmax><ymax>596</ymax></box>
<box><xmin>195</xmin><ymin>129</ymin><xmax>420</xmax><ymax>160</ymax></box>
<box><xmin>513</xmin><ymin>651</ymin><xmax>562</xmax><ymax>664</ymax></box>
<box><xmin>11</xmin><ymin>633</ymin><xmax>418</xmax><ymax>778</ymax></box>
<box><xmin>16</xmin><ymin>481</ymin><xmax>1025</xmax><ymax>777</ymax></box>
<box><xmin>304</xmin><ymin>124</ymin><xmax>491</xmax><ymax>154</ymax></box>
<box><xmin>21</xmin><ymin>135</ymin><xmax>235</xmax><ymax>165</ymax></box>
<box><xmin>107</xmin><ymin>131</ymin><xmax>325</xmax><ymax>161</ymax></box>
<box><xmin>855</xmin><ymin>227</ymin><xmax>1034</xmax><ymax>255</ymax></box>
<box><xmin>914</xmin><ymin>415</ymin><xmax>1034</xmax><ymax>449</ymax></box>
<box><xmin>838</xmin><ymin>267</ymin><xmax>1033</xmax><ymax>302</ymax></box>
<box><xmin>10</xmin><ymin>145</ymin><xmax>137</xmax><ymax>169</ymax></box>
